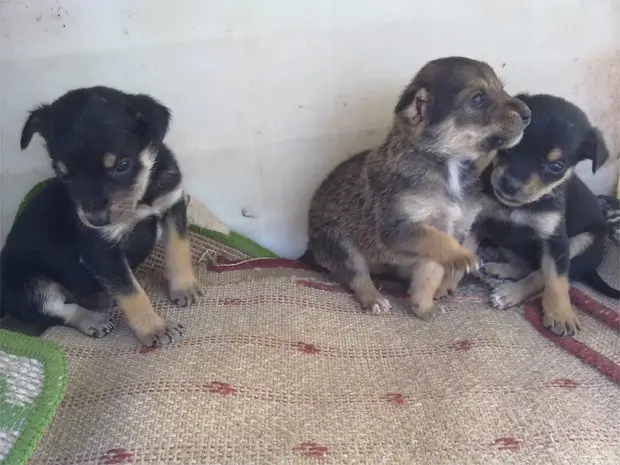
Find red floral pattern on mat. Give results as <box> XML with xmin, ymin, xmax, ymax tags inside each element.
<box><xmin>550</xmin><ymin>378</ymin><xmax>579</xmax><ymax>389</ymax></box>
<box><xmin>296</xmin><ymin>342</ymin><xmax>321</xmax><ymax>355</ymax></box>
<box><xmin>385</xmin><ymin>392</ymin><xmax>406</xmax><ymax>406</ymax></box>
<box><xmin>138</xmin><ymin>347</ymin><xmax>156</xmax><ymax>355</ymax></box>
<box><xmin>205</xmin><ymin>381</ymin><xmax>238</xmax><ymax>395</ymax></box>
<box><xmin>451</xmin><ymin>340</ymin><xmax>474</xmax><ymax>351</ymax></box>
<box><xmin>491</xmin><ymin>437</ymin><xmax>521</xmax><ymax>452</ymax></box>
<box><xmin>101</xmin><ymin>448</ymin><xmax>133</xmax><ymax>464</ymax></box>
<box><xmin>294</xmin><ymin>442</ymin><xmax>328</xmax><ymax>458</ymax></box>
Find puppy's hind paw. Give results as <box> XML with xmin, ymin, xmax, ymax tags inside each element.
<box><xmin>72</xmin><ymin>308</ymin><xmax>114</xmax><ymax>338</ymax></box>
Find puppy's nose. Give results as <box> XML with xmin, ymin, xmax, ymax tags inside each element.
<box><xmin>499</xmin><ymin>176</ymin><xmax>521</xmax><ymax>196</ymax></box>
<box><xmin>84</xmin><ymin>209</ymin><xmax>110</xmax><ymax>227</ymax></box>
<box><xmin>516</xmin><ymin>104</ymin><xmax>532</xmax><ymax>126</ymax></box>
<box><xmin>520</xmin><ymin>109</ymin><xmax>531</xmax><ymax>125</ymax></box>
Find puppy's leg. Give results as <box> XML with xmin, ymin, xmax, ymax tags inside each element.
<box><xmin>490</xmin><ymin>233</ymin><xmax>593</xmax><ymax>309</ymax></box>
<box><xmin>311</xmin><ymin>233</ymin><xmax>391</xmax><ymax>314</ymax></box>
<box><xmin>382</xmin><ymin>222</ymin><xmax>480</xmax><ymax>274</ymax></box>
<box><xmin>163</xmin><ymin>198</ymin><xmax>202</xmax><ymax>306</ymax></box>
<box><xmin>80</xmin><ymin>240</ymin><xmax>184</xmax><ymax>347</ymax></box>
<box><xmin>435</xmin><ymin>232</ymin><xmax>479</xmax><ymax>298</ymax></box>
<box><xmin>540</xmin><ymin>235</ymin><xmax>579</xmax><ymax>336</ymax></box>
<box><xmin>490</xmin><ymin>270</ymin><xmax>545</xmax><ymax>310</ymax></box>
<box><xmin>410</xmin><ymin>259</ymin><xmax>444</xmax><ymax>320</ymax></box>
<box><xmin>35</xmin><ymin>280</ymin><xmax>114</xmax><ymax>337</ymax></box>
<box><xmin>492</xmin><ymin>234</ymin><xmax>579</xmax><ymax>336</ymax></box>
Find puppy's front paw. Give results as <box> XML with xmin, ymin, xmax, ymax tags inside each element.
<box><xmin>72</xmin><ymin>308</ymin><xmax>114</xmax><ymax>338</ymax></box>
<box><xmin>169</xmin><ymin>279</ymin><xmax>202</xmax><ymax>307</ymax></box>
<box><xmin>490</xmin><ymin>282</ymin><xmax>521</xmax><ymax>310</ymax></box>
<box><xmin>411</xmin><ymin>293</ymin><xmax>437</xmax><ymax>321</ymax></box>
<box><xmin>370</xmin><ymin>296</ymin><xmax>392</xmax><ymax>314</ymax></box>
<box><xmin>444</xmin><ymin>250</ymin><xmax>480</xmax><ymax>275</ymax></box>
<box><xmin>138</xmin><ymin>320</ymin><xmax>185</xmax><ymax>347</ymax></box>
<box><xmin>542</xmin><ymin>301</ymin><xmax>580</xmax><ymax>337</ymax></box>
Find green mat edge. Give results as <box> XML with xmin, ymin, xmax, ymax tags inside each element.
<box><xmin>0</xmin><ymin>330</ymin><xmax>69</xmax><ymax>465</ymax></box>
<box><xmin>17</xmin><ymin>179</ymin><xmax>278</xmax><ymax>259</ymax></box>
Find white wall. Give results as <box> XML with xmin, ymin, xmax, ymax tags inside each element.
<box><xmin>1</xmin><ymin>0</ymin><xmax>619</xmax><ymax>257</ymax></box>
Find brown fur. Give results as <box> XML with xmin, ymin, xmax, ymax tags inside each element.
<box><xmin>306</xmin><ymin>57</ymin><xmax>531</xmax><ymax>317</ymax></box>
<box><xmin>164</xmin><ymin>216</ymin><xmax>201</xmax><ymax>306</ymax></box>
<box><xmin>114</xmin><ymin>277</ymin><xmax>165</xmax><ymax>346</ymax></box>
<box><xmin>540</xmin><ymin>253</ymin><xmax>580</xmax><ymax>334</ymax></box>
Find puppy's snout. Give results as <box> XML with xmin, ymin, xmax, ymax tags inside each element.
<box><xmin>499</xmin><ymin>176</ymin><xmax>521</xmax><ymax>197</ymax></box>
<box><xmin>83</xmin><ymin>209</ymin><xmax>110</xmax><ymax>227</ymax></box>
<box><xmin>519</xmin><ymin>107</ymin><xmax>531</xmax><ymax>126</ymax></box>
<box><xmin>512</xmin><ymin>100</ymin><xmax>532</xmax><ymax>126</ymax></box>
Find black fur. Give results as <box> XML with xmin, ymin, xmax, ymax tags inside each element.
<box><xmin>478</xmin><ymin>93</ymin><xmax>618</xmax><ymax>299</ymax></box>
<box><xmin>1</xmin><ymin>86</ymin><xmax>189</xmax><ymax>341</ymax></box>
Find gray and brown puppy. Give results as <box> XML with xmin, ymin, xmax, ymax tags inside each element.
<box><xmin>304</xmin><ymin>57</ymin><xmax>531</xmax><ymax>319</ymax></box>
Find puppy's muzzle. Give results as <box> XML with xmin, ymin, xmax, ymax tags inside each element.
<box><xmin>492</xmin><ymin>174</ymin><xmax>525</xmax><ymax>206</ymax></box>
<box><xmin>80</xmin><ymin>208</ymin><xmax>111</xmax><ymax>227</ymax></box>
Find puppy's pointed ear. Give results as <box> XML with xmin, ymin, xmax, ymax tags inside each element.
<box><xmin>20</xmin><ymin>105</ymin><xmax>49</xmax><ymax>150</ymax></box>
<box><xmin>394</xmin><ymin>87</ymin><xmax>430</xmax><ymax>123</ymax></box>
<box><xmin>128</xmin><ymin>94</ymin><xmax>171</xmax><ymax>144</ymax></box>
<box><xmin>580</xmin><ymin>127</ymin><xmax>610</xmax><ymax>173</ymax></box>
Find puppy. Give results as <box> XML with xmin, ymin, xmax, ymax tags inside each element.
<box><xmin>304</xmin><ymin>57</ymin><xmax>531</xmax><ymax>319</ymax></box>
<box><xmin>0</xmin><ymin>86</ymin><xmax>201</xmax><ymax>347</ymax></box>
<box><xmin>475</xmin><ymin>93</ymin><xmax>618</xmax><ymax>336</ymax></box>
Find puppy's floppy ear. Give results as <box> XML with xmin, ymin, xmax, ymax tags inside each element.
<box><xmin>580</xmin><ymin>127</ymin><xmax>610</xmax><ymax>173</ymax></box>
<box><xmin>128</xmin><ymin>94</ymin><xmax>171</xmax><ymax>144</ymax></box>
<box><xmin>394</xmin><ymin>86</ymin><xmax>430</xmax><ymax>123</ymax></box>
<box><xmin>20</xmin><ymin>105</ymin><xmax>49</xmax><ymax>150</ymax></box>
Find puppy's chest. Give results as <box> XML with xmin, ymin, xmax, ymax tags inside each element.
<box><xmin>100</xmin><ymin>186</ymin><xmax>184</xmax><ymax>242</ymax></box>
<box><xmin>435</xmin><ymin>161</ymin><xmax>481</xmax><ymax>234</ymax></box>
<box><xmin>488</xmin><ymin>201</ymin><xmax>562</xmax><ymax>239</ymax></box>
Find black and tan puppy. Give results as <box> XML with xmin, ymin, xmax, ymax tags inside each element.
<box><xmin>0</xmin><ymin>86</ymin><xmax>201</xmax><ymax>347</ymax></box>
<box><xmin>304</xmin><ymin>57</ymin><xmax>531</xmax><ymax>319</ymax></box>
<box><xmin>475</xmin><ymin>93</ymin><xmax>618</xmax><ymax>336</ymax></box>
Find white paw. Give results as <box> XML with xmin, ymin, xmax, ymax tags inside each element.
<box><xmin>490</xmin><ymin>283</ymin><xmax>520</xmax><ymax>310</ymax></box>
<box><xmin>371</xmin><ymin>297</ymin><xmax>392</xmax><ymax>314</ymax></box>
<box><xmin>75</xmin><ymin>309</ymin><xmax>114</xmax><ymax>338</ymax></box>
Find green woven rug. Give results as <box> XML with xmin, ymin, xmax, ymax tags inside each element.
<box><xmin>0</xmin><ymin>330</ymin><xmax>68</xmax><ymax>465</ymax></box>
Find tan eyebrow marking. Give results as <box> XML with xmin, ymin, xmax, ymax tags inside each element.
<box><xmin>57</xmin><ymin>161</ymin><xmax>69</xmax><ymax>175</ymax></box>
<box><xmin>103</xmin><ymin>153</ymin><xmax>117</xmax><ymax>168</ymax></box>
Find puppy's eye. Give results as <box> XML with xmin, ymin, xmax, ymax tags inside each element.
<box><xmin>546</xmin><ymin>161</ymin><xmax>565</xmax><ymax>174</ymax></box>
<box><xmin>113</xmin><ymin>158</ymin><xmax>133</xmax><ymax>175</ymax></box>
<box><xmin>471</xmin><ymin>91</ymin><xmax>487</xmax><ymax>107</ymax></box>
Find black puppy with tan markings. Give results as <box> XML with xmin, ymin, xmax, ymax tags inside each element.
<box><xmin>304</xmin><ymin>57</ymin><xmax>531</xmax><ymax>319</ymax></box>
<box><xmin>475</xmin><ymin>93</ymin><xmax>618</xmax><ymax>336</ymax></box>
<box><xmin>0</xmin><ymin>86</ymin><xmax>201</xmax><ymax>347</ymax></box>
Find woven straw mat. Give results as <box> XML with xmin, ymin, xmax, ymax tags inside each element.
<box><xmin>32</xmin><ymin>232</ymin><xmax>620</xmax><ymax>465</ymax></box>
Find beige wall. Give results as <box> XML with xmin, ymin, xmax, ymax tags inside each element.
<box><xmin>1</xmin><ymin>0</ymin><xmax>619</xmax><ymax>256</ymax></box>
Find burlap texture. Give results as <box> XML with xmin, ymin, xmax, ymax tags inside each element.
<box><xmin>32</xmin><ymin>233</ymin><xmax>620</xmax><ymax>465</ymax></box>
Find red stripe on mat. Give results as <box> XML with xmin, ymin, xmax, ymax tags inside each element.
<box><xmin>524</xmin><ymin>295</ymin><xmax>620</xmax><ymax>385</ymax></box>
<box><xmin>568</xmin><ymin>287</ymin><xmax>620</xmax><ymax>331</ymax></box>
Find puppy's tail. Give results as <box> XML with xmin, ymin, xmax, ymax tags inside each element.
<box><xmin>582</xmin><ymin>271</ymin><xmax>620</xmax><ymax>299</ymax></box>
